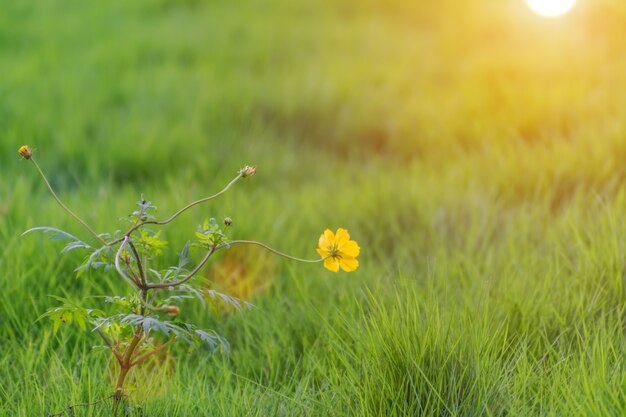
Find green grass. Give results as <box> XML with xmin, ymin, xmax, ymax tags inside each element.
<box><xmin>2</xmin><ymin>0</ymin><xmax>626</xmax><ymax>415</ymax></box>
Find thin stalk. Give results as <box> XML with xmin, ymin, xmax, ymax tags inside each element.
<box><xmin>95</xmin><ymin>328</ymin><xmax>123</xmax><ymax>365</ymax></box>
<box><xmin>146</xmin><ymin>239</ymin><xmax>323</xmax><ymax>290</ymax></box>
<box><xmin>147</xmin><ymin>247</ymin><xmax>215</xmax><ymax>289</ymax></box>
<box><xmin>127</xmin><ymin>240</ymin><xmax>146</xmax><ymax>286</ymax></box>
<box><xmin>217</xmin><ymin>240</ymin><xmax>325</xmax><ymax>263</ymax></box>
<box><xmin>122</xmin><ymin>253</ymin><xmax>142</xmax><ymax>286</ymax></box>
<box><xmin>115</xmin><ymin>237</ymin><xmax>141</xmax><ymax>288</ymax></box>
<box><xmin>107</xmin><ymin>172</ymin><xmax>244</xmax><ymax>246</ymax></box>
<box><xmin>30</xmin><ymin>158</ymin><xmax>107</xmax><ymax>246</ymax></box>
<box><xmin>147</xmin><ymin>172</ymin><xmax>244</xmax><ymax>226</ymax></box>
<box><xmin>129</xmin><ymin>337</ymin><xmax>178</xmax><ymax>367</ymax></box>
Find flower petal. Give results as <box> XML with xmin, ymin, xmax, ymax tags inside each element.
<box><xmin>340</xmin><ymin>240</ymin><xmax>360</xmax><ymax>258</ymax></box>
<box><xmin>335</xmin><ymin>228</ymin><xmax>350</xmax><ymax>248</ymax></box>
<box><xmin>339</xmin><ymin>256</ymin><xmax>359</xmax><ymax>272</ymax></box>
<box><xmin>324</xmin><ymin>256</ymin><xmax>340</xmax><ymax>272</ymax></box>
<box><xmin>319</xmin><ymin>229</ymin><xmax>335</xmax><ymax>250</ymax></box>
<box><xmin>317</xmin><ymin>247</ymin><xmax>329</xmax><ymax>258</ymax></box>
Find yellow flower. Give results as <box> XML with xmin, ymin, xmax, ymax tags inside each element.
<box><xmin>317</xmin><ymin>228</ymin><xmax>360</xmax><ymax>272</ymax></box>
<box><xmin>18</xmin><ymin>145</ymin><xmax>32</xmax><ymax>160</ymax></box>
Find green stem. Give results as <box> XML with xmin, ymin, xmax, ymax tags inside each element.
<box><xmin>147</xmin><ymin>246</ymin><xmax>215</xmax><ymax>289</ymax></box>
<box><xmin>106</xmin><ymin>172</ymin><xmax>244</xmax><ymax>246</ymax></box>
<box><xmin>95</xmin><ymin>328</ymin><xmax>123</xmax><ymax>365</ymax></box>
<box><xmin>147</xmin><ymin>173</ymin><xmax>244</xmax><ymax>227</ymax></box>
<box><xmin>218</xmin><ymin>240</ymin><xmax>325</xmax><ymax>263</ymax></box>
<box><xmin>127</xmin><ymin>240</ymin><xmax>146</xmax><ymax>286</ymax></box>
<box><xmin>147</xmin><ymin>240</ymin><xmax>324</xmax><ymax>290</ymax></box>
<box><xmin>129</xmin><ymin>337</ymin><xmax>177</xmax><ymax>367</ymax></box>
<box><xmin>30</xmin><ymin>158</ymin><xmax>107</xmax><ymax>246</ymax></box>
<box><xmin>112</xmin><ymin>330</ymin><xmax>142</xmax><ymax>413</ymax></box>
<box><xmin>114</xmin><ymin>237</ymin><xmax>142</xmax><ymax>289</ymax></box>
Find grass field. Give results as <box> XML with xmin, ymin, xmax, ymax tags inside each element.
<box><xmin>3</xmin><ymin>0</ymin><xmax>626</xmax><ymax>415</ymax></box>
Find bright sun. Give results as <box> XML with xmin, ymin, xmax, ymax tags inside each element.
<box><xmin>525</xmin><ymin>0</ymin><xmax>577</xmax><ymax>17</ymax></box>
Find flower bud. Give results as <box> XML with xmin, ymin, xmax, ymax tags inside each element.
<box><xmin>224</xmin><ymin>217</ymin><xmax>233</xmax><ymax>226</ymax></box>
<box><xmin>240</xmin><ymin>165</ymin><xmax>256</xmax><ymax>178</ymax></box>
<box><xmin>18</xmin><ymin>145</ymin><xmax>33</xmax><ymax>160</ymax></box>
<box><xmin>162</xmin><ymin>305</ymin><xmax>180</xmax><ymax>316</ymax></box>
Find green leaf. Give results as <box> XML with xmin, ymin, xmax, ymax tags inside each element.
<box><xmin>196</xmin><ymin>218</ymin><xmax>229</xmax><ymax>249</ymax></box>
<box><xmin>22</xmin><ymin>227</ymin><xmax>92</xmax><ymax>253</ymax></box>
<box><xmin>194</xmin><ymin>329</ymin><xmax>229</xmax><ymax>353</ymax></box>
<box><xmin>75</xmin><ymin>246</ymin><xmax>115</xmax><ymax>278</ymax></box>
<box><xmin>53</xmin><ymin>317</ymin><xmax>61</xmax><ymax>334</ymax></box>
<box><xmin>117</xmin><ymin>314</ymin><xmax>193</xmax><ymax>342</ymax></box>
<box><xmin>75</xmin><ymin>313</ymin><xmax>86</xmax><ymax>331</ymax></box>
<box><xmin>138</xmin><ymin>230</ymin><xmax>168</xmax><ymax>257</ymax></box>
<box><xmin>37</xmin><ymin>297</ymin><xmax>103</xmax><ymax>335</ymax></box>
<box><xmin>205</xmin><ymin>289</ymin><xmax>252</xmax><ymax>312</ymax></box>
<box><xmin>178</xmin><ymin>241</ymin><xmax>192</xmax><ymax>268</ymax></box>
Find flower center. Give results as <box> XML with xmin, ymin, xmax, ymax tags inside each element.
<box><xmin>328</xmin><ymin>244</ymin><xmax>340</xmax><ymax>259</ymax></box>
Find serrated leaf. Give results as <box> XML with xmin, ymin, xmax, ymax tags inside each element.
<box><xmin>194</xmin><ymin>329</ymin><xmax>229</xmax><ymax>353</ymax></box>
<box><xmin>103</xmin><ymin>296</ymin><xmax>130</xmax><ymax>307</ymax></box>
<box><xmin>178</xmin><ymin>284</ymin><xmax>207</xmax><ymax>309</ymax></box>
<box><xmin>23</xmin><ymin>227</ymin><xmax>93</xmax><ymax>253</ymax></box>
<box><xmin>178</xmin><ymin>241</ymin><xmax>192</xmax><ymax>268</ymax></box>
<box><xmin>38</xmin><ymin>297</ymin><xmax>103</xmax><ymax>335</ymax></box>
<box><xmin>61</xmin><ymin>241</ymin><xmax>92</xmax><ymax>253</ymax></box>
<box><xmin>75</xmin><ymin>246</ymin><xmax>114</xmax><ymax>277</ymax></box>
<box><xmin>117</xmin><ymin>314</ymin><xmax>193</xmax><ymax>342</ymax></box>
<box><xmin>205</xmin><ymin>289</ymin><xmax>252</xmax><ymax>312</ymax></box>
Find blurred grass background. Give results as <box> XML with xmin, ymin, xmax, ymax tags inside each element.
<box><xmin>2</xmin><ymin>0</ymin><xmax>626</xmax><ymax>415</ymax></box>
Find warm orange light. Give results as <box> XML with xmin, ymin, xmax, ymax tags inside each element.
<box><xmin>525</xmin><ymin>0</ymin><xmax>577</xmax><ymax>17</ymax></box>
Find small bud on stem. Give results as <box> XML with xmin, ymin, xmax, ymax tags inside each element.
<box><xmin>240</xmin><ymin>165</ymin><xmax>256</xmax><ymax>178</ymax></box>
<box><xmin>162</xmin><ymin>305</ymin><xmax>180</xmax><ymax>316</ymax></box>
<box><xmin>18</xmin><ymin>145</ymin><xmax>33</xmax><ymax>160</ymax></box>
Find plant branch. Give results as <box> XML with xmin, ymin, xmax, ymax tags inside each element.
<box><xmin>107</xmin><ymin>172</ymin><xmax>244</xmax><ymax>246</ymax></box>
<box><xmin>115</xmin><ymin>237</ymin><xmax>142</xmax><ymax>288</ymax></box>
<box><xmin>126</xmin><ymin>240</ymin><xmax>146</xmax><ymax>286</ymax></box>
<box><xmin>30</xmin><ymin>158</ymin><xmax>107</xmax><ymax>246</ymax></box>
<box><xmin>122</xmin><ymin>253</ymin><xmax>141</xmax><ymax>286</ymax></box>
<box><xmin>147</xmin><ymin>247</ymin><xmax>215</xmax><ymax>289</ymax></box>
<box><xmin>114</xmin><ymin>330</ymin><xmax>143</xmax><ymax>402</ymax></box>
<box><xmin>147</xmin><ymin>172</ymin><xmax>244</xmax><ymax>227</ymax></box>
<box><xmin>129</xmin><ymin>337</ymin><xmax>178</xmax><ymax>367</ymax></box>
<box><xmin>95</xmin><ymin>328</ymin><xmax>123</xmax><ymax>365</ymax></box>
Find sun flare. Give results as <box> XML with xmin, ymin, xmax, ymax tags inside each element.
<box><xmin>525</xmin><ymin>0</ymin><xmax>577</xmax><ymax>17</ymax></box>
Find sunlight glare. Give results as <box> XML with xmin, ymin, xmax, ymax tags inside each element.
<box><xmin>525</xmin><ymin>0</ymin><xmax>577</xmax><ymax>17</ymax></box>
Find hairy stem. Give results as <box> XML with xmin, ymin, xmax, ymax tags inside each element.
<box><xmin>95</xmin><ymin>328</ymin><xmax>123</xmax><ymax>366</ymax></box>
<box><xmin>129</xmin><ymin>337</ymin><xmax>177</xmax><ymax>367</ymax></box>
<box><xmin>115</xmin><ymin>237</ymin><xmax>142</xmax><ymax>288</ymax></box>
<box><xmin>127</xmin><ymin>240</ymin><xmax>146</xmax><ymax>286</ymax></box>
<box><xmin>112</xmin><ymin>330</ymin><xmax>142</xmax><ymax>414</ymax></box>
<box><xmin>107</xmin><ymin>172</ymin><xmax>244</xmax><ymax>246</ymax></box>
<box><xmin>118</xmin><ymin>332</ymin><xmax>142</xmax><ymax>386</ymax></box>
<box><xmin>122</xmin><ymin>254</ymin><xmax>141</xmax><ymax>286</ymax></box>
<box><xmin>217</xmin><ymin>240</ymin><xmax>325</xmax><ymax>263</ymax></box>
<box><xmin>147</xmin><ymin>246</ymin><xmax>215</xmax><ymax>289</ymax></box>
<box><xmin>146</xmin><ymin>239</ymin><xmax>324</xmax><ymax>290</ymax></box>
<box><xmin>30</xmin><ymin>158</ymin><xmax>107</xmax><ymax>246</ymax></box>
